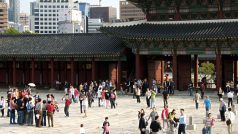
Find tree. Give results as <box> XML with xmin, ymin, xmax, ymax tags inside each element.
<box><xmin>3</xmin><ymin>27</ymin><xmax>20</xmax><ymax>35</ymax></box>
<box><xmin>199</xmin><ymin>62</ymin><xmax>215</xmax><ymax>80</ymax></box>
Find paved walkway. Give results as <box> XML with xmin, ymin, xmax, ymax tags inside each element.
<box><xmin>0</xmin><ymin>90</ymin><xmax>237</xmax><ymax>134</ymax></box>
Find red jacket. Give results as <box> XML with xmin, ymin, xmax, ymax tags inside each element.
<box><xmin>47</xmin><ymin>104</ymin><xmax>55</xmax><ymax>113</ymax></box>
<box><xmin>65</xmin><ymin>99</ymin><xmax>71</xmax><ymax>106</ymax></box>
<box><xmin>161</xmin><ymin>108</ymin><xmax>169</xmax><ymax>120</ymax></box>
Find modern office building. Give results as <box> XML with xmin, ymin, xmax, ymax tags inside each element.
<box><xmin>0</xmin><ymin>2</ymin><xmax>8</xmax><ymax>32</ymax></box>
<box><xmin>79</xmin><ymin>2</ymin><xmax>90</xmax><ymax>17</ymax></box>
<box><xmin>120</xmin><ymin>0</ymin><xmax>145</xmax><ymax>21</ymax></box>
<box><xmin>8</xmin><ymin>0</ymin><xmax>20</xmax><ymax>23</ymax></box>
<box><xmin>87</xmin><ymin>18</ymin><xmax>103</xmax><ymax>33</ymax></box>
<box><xmin>30</xmin><ymin>0</ymin><xmax>78</xmax><ymax>34</ymax></box>
<box><xmin>90</xmin><ymin>7</ymin><xmax>117</xmax><ymax>22</ymax></box>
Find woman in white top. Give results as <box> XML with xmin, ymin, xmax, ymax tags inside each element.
<box><xmin>79</xmin><ymin>124</ymin><xmax>85</xmax><ymax>134</ymax></box>
<box><xmin>82</xmin><ymin>95</ymin><xmax>88</xmax><ymax>117</ymax></box>
<box><xmin>226</xmin><ymin>108</ymin><xmax>235</xmax><ymax>134</ymax></box>
<box><xmin>0</xmin><ymin>96</ymin><xmax>5</xmax><ymax>117</ymax></box>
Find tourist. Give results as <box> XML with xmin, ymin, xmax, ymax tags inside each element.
<box><xmin>42</xmin><ymin>100</ymin><xmax>47</xmax><ymax>126</ymax></box>
<box><xmin>26</xmin><ymin>97</ymin><xmax>34</xmax><ymax>126</ymax></box>
<box><xmin>205</xmin><ymin>113</ymin><xmax>215</xmax><ymax>134</ymax></box>
<box><xmin>35</xmin><ymin>98</ymin><xmax>42</xmax><ymax>127</ymax></box>
<box><xmin>194</xmin><ymin>90</ymin><xmax>201</xmax><ymax>110</ymax></box>
<box><xmin>142</xmin><ymin>79</ymin><xmax>149</xmax><ymax>96</ymax></box>
<box><xmin>147</xmin><ymin>107</ymin><xmax>158</xmax><ymax>123</ymax></box>
<box><xmin>162</xmin><ymin>90</ymin><xmax>169</xmax><ymax>108</ymax></box>
<box><xmin>226</xmin><ymin>108</ymin><xmax>235</xmax><ymax>134</ymax></box>
<box><xmin>102</xmin><ymin>117</ymin><xmax>110</xmax><ymax>134</ymax></box>
<box><xmin>161</xmin><ymin>105</ymin><xmax>169</xmax><ymax>130</ymax></box>
<box><xmin>200</xmin><ymin>82</ymin><xmax>206</xmax><ymax>99</ymax></box>
<box><xmin>0</xmin><ymin>96</ymin><xmax>5</xmax><ymax>117</ymax></box>
<box><xmin>105</xmin><ymin>90</ymin><xmax>110</xmax><ymax>109</ymax></box>
<box><xmin>178</xmin><ymin>109</ymin><xmax>186</xmax><ymax>134</ymax></box>
<box><xmin>74</xmin><ymin>88</ymin><xmax>79</xmax><ymax>103</ymax></box>
<box><xmin>138</xmin><ymin>109</ymin><xmax>145</xmax><ymax>119</ymax></box>
<box><xmin>136</xmin><ymin>87</ymin><xmax>141</xmax><ymax>103</ymax></box>
<box><xmin>139</xmin><ymin>113</ymin><xmax>147</xmax><ymax>134</ymax></box>
<box><xmin>69</xmin><ymin>85</ymin><xmax>75</xmax><ymax>102</ymax></box>
<box><xmin>188</xmin><ymin>80</ymin><xmax>193</xmax><ymax>96</ymax></box>
<box><xmin>101</xmin><ymin>89</ymin><xmax>106</xmax><ymax>107</ymax></box>
<box><xmin>87</xmin><ymin>90</ymin><xmax>94</xmax><ymax>108</ymax></box>
<box><xmin>47</xmin><ymin>101</ymin><xmax>55</xmax><ymax>127</ymax></box>
<box><xmin>217</xmin><ymin>87</ymin><xmax>224</xmax><ymax>100</ymax></box>
<box><xmin>110</xmin><ymin>90</ymin><xmax>116</xmax><ymax>109</ymax></box>
<box><xmin>82</xmin><ymin>95</ymin><xmax>88</xmax><ymax>117</ymax></box>
<box><xmin>16</xmin><ymin>96</ymin><xmax>24</xmax><ymax>125</ymax></box>
<box><xmin>80</xmin><ymin>124</ymin><xmax>86</xmax><ymax>134</ymax></box>
<box><xmin>97</xmin><ymin>86</ymin><xmax>102</xmax><ymax>107</ymax></box>
<box><xmin>150</xmin><ymin>89</ymin><xmax>156</xmax><ymax>108</ymax></box>
<box><xmin>204</xmin><ymin>96</ymin><xmax>211</xmax><ymax>117</ymax></box>
<box><xmin>79</xmin><ymin>91</ymin><xmax>84</xmax><ymax>113</ymax></box>
<box><xmin>168</xmin><ymin>109</ymin><xmax>178</xmax><ymax>132</ymax></box>
<box><xmin>227</xmin><ymin>90</ymin><xmax>234</xmax><ymax>107</ymax></box>
<box><xmin>145</xmin><ymin>89</ymin><xmax>151</xmax><ymax>108</ymax></box>
<box><xmin>219</xmin><ymin>98</ymin><xmax>226</xmax><ymax>121</ymax></box>
<box><xmin>10</xmin><ymin>97</ymin><xmax>16</xmax><ymax>124</ymax></box>
<box><xmin>63</xmin><ymin>94</ymin><xmax>71</xmax><ymax>117</ymax></box>
<box><xmin>150</xmin><ymin>115</ymin><xmax>162</xmax><ymax>134</ymax></box>
<box><xmin>79</xmin><ymin>83</ymin><xmax>83</xmax><ymax>92</ymax></box>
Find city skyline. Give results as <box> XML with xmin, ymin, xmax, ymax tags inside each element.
<box><xmin>19</xmin><ymin>0</ymin><xmax>120</xmax><ymax>18</ymax></box>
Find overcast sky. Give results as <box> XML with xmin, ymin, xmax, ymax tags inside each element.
<box><xmin>18</xmin><ymin>0</ymin><xmax>120</xmax><ymax>17</ymax></box>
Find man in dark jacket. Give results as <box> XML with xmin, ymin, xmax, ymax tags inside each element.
<box><xmin>139</xmin><ymin>113</ymin><xmax>147</xmax><ymax>134</ymax></box>
<box><xmin>150</xmin><ymin>116</ymin><xmax>162</xmax><ymax>134</ymax></box>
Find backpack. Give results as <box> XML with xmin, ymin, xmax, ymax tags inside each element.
<box><xmin>26</xmin><ymin>102</ymin><xmax>33</xmax><ymax>112</ymax></box>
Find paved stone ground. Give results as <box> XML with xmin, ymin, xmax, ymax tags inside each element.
<box><xmin>0</xmin><ymin>90</ymin><xmax>237</xmax><ymax>134</ymax></box>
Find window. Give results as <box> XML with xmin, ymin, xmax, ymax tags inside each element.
<box><xmin>45</xmin><ymin>22</ymin><xmax>47</xmax><ymax>25</ymax></box>
<box><xmin>35</xmin><ymin>30</ymin><xmax>39</xmax><ymax>33</ymax></box>
<box><xmin>40</xmin><ymin>18</ymin><xmax>43</xmax><ymax>20</ymax></box>
<box><xmin>45</xmin><ymin>27</ymin><xmax>48</xmax><ymax>29</ymax></box>
<box><xmin>61</xmin><ymin>5</ymin><xmax>64</xmax><ymax>8</ymax></box>
<box><xmin>57</xmin><ymin>5</ymin><xmax>60</xmax><ymax>8</ymax></box>
<box><xmin>49</xmin><ymin>31</ymin><xmax>52</xmax><ymax>33</ymax></box>
<box><xmin>44</xmin><ymin>10</ymin><xmax>47</xmax><ymax>12</ymax></box>
<box><xmin>49</xmin><ymin>14</ymin><xmax>52</xmax><ymax>16</ymax></box>
<box><xmin>40</xmin><ymin>27</ymin><xmax>43</xmax><ymax>29</ymax></box>
<box><xmin>35</xmin><ymin>26</ymin><xmax>39</xmax><ymax>29</ymax></box>
<box><xmin>65</xmin><ymin>6</ymin><xmax>68</xmax><ymax>8</ymax></box>
<box><xmin>35</xmin><ymin>22</ymin><xmax>39</xmax><ymax>25</ymax></box>
<box><xmin>40</xmin><ymin>31</ymin><xmax>43</xmax><ymax>33</ymax></box>
<box><xmin>35</xmin><ymin>18</ymin><xmax>39</xmax><ymax>21</ymax></box>
<box><xmin>53</xmin><ymin>31</ymin><xmax>56</xmax><ymax>33</ymax></box>
<box><xmin>40</xmin><ymin>5</ymin><xmax>43</xmax><ymax>8</ymax></box>
<box><xmin>45</xmin><ymin>31</ymin><xmax>48</xmax><ymax>33</ymax></box>
<box><xmin>44</xmin><ymin>5</ymin><xmax>47</xmax><ymax>8</ymax></box>
<box><xmin>40</xmin><ymin>10</ymin><xmax>43</xmax><ymax>12</ymax></box>
<box><xmin>44</xmin><ymin>18</ymin><xmax>47</xmax><ymax>20</ymax></box>
<box><xmin>40</xmin><ymin>22</ymin><xmax>43</xmax><ymax>25</ymax></box>
<box><xmin>53</xmin><ymin>6</ymin><xmax>56</xmax><ymax>8</ymax></box>
<box><xmin>49</xmin><ymin>6</ymin><xmax>51</xmax><ymax>8</ymax></box>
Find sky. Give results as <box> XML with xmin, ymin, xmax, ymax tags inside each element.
<box><xmin>19</xmin><ymin>0</ymin><xmax>120</xmax><ymax>17</ymax></box>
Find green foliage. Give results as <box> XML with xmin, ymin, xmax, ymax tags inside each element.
<box><xmin>4</xmin><ymin>27</ymin><xmax>20</xmax><ymax>35</ymax></box>
<box><xmin>22</xmin><ymin>30</ymin><xmax>32</xmax><ymax>34</ymax></box>
<box><xmin>199</xmin><ymin>62</ymin><xmax>215</xmax><ymax>80</ymax></box>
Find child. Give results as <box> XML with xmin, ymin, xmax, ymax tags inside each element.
<box><xmin>80</xmin><ymin>124</ymin><xmax>85</xmax><ymax>134</ymax></box>
<box><xmin>102</xmin><ymin>117</ymin><xmax>110</xmax><ymax>134</ymax></box>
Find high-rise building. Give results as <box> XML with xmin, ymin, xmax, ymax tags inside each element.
<box><xmin>30</xmin><ymin>0</ymin><xmax>78</xmax><ymax>34</ymax></box>
<box><xmin>19</xmin><ymin>13</ymin><xmax>29</xmax><ymax>26</ymax></box>
<box><xmin>120</xmin><ymin>0</ymin><xmax>145</xmax><ymax>21</ymax></box>
<box><xmin>79</xmin><ymin>2</ymin><xmax>90</xmax><ymax>17</ymax></box>
<box><xmin>8</xmin><ymin>0</ymin><xmax>20</xmax><ymax>23</ymax></box>
<box><xmin>90</xmin><ymin>7</ymin><xmax>117</xmax><ymax>22</ymax></box>
<box><xmin>0</xmin><ymin>2</ymin><xmax>8</xmax><ymax>32</ymax></box>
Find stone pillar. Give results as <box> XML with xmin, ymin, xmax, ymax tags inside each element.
<box><xmin>117</xmin><ymin>60</ymin><xmax>121</xmax><ymax>89</ymax></box>
<box><xmin>172</xmin><ymin>51</ymin><xmax>177</xmax><ymax>90</ymax></box>
<box><xmin>31</xmin><ymin>58</ymin><xmax>35</xmax><ymax>83</ymax></box>
<box><xmin>194</xmin><ymin>55</ymin><xmax>198</xmax><ymax>88</ymax></box>
<box><xmin>70</xmin><ymin>58</ymin><xmax>74</xmax><ymax>85</ymax></box>
<box><xmin>135</xmin><ymin>52</ymin><xmax>141</xmax><ymax>79</ymax></box>
<box><xmin>92</xmin><ymin>58</ymin><xmax>96</xmax><ymax>81</ymax></box>
<box><xmin>216</xmin><ymin>48</ymin><xmax>222</xmax><ymax>91</ymax></box>
<box><xmin>187</xmin><ymin>116</ymin><xmax>196</xmax><ymax>130</ymax></box>
<box><xmin>12</xmin><ymin>58</ymin><xmax>16</xmax><ymax>87</ymax></box>
<box><xmin>50</xmin><ymin>58</ymin><xmax>54</xmax><ymax>88</ymax></box>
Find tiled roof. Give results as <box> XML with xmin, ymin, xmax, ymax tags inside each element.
<box><xmin>0</xmin><ymin>33</ymin><xmax>125</xmax><ymax>58</ymax></box>
<box><xmin>100</xmin><ymin>20</ymin><xmax>238</xmax><ymax>41</ymax></box>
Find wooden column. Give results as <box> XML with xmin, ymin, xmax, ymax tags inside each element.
<box><xmin>117</xmin><ymin>60</ymin><xmax>121</xmax><ymax>89</ymax></box>
<box><xmin>12</xmin><ymin>58</ymin><xmax>16</xmax><ymax>87</ymax></box>
<box><xmin>135</xmin><ymin>52</ymin><xmax>141</xmax><ymax>79</ymax></box>
<box><xmin>194</xmin><ymin>55</ymin><xmax>198</xmax><ymax>88</ymax></box>
<box><xmin>216</xmin><ymin>49</ymin><xmax>222</xmax><ymax>90</ymax></box>
<box><xmin>172</xmin><ymin>50</ymin><xmax>177</xmax><ymax>90</ymax></box>
<box><xmin>31</xmin><ymin>58</ymin><xmax>35</xmax><ymax>83</ymax></box>
<box><xmin>50</xmin><ymin>58</ymin><xmax>54</xmax><ymax>88</ymax></box>
<box><xmin>92</xmin><ymin>58</ymin><xmax>96</xmax><ymax>81</ymax></box>
<box><xmin>70</xmin><ymin>58</ymin><xmax>74</xmax><ymax>85</ymax></box>
<box><xmin>161</xmin><ymin>60</ymin><xmax>164</xmax><ymax>85</ymax></box>
<box><xmin>234</xmin><ymin>59</ymin><xmax>237</xmax><ymax>89</ymax></box>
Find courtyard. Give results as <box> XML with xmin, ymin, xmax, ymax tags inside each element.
<box><xmin>0</xmin><ymin>90</ymin><xmax>237</xmax><ymax>134</ymax></box>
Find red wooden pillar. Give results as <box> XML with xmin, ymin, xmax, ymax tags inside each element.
<box><xmin>117</xmin><ymin>60</ymin><xmax>121</xmax><ymax>88</ymax></box>
<box><xmin>31</xmin><ymin>58</ymin><xmax>35</xmax><ymax>83</ymax></box>
<box><xmin>50</xmin><ymin>58</ymin><xmax>54</xmax><ymax>88</ymax></box>
<box><xmin>194</xmin><ymin>55</ymin><xmax>198</xmax><ymax>88</ymax></box>
<box><xmin>161</xmin><ymin>60</ymin><xmax>164</xmax><ymax>85</ymax></box>
<box><xmin>172</xmin><ymin>50</ymin><xmax>177</xmax><ymax>90</ymax></box>
<box><xmin>92</xmin><ymin>58</ymin><xmax>96</xmax><ymax>81</ymax></box>
<box><xmin>216</xmin><ymin>49</ymin><xmax>222</xmax><ymax>90</ymax></box>
<box><xmin>135</xmin><ymin>52</ymin><xmax>141</xmax><ymax>79</ymax></box>
<box><xmin>234</xmin><ymin>59</ymin><xmax>237</xmax><ymax>89</ymax></box>
<box><xmin>70</xmin><ymin>58</ymin><xmax>74</xmax><ymax>85</ymax></box>
<box><xmin>12</xmin><ymin>58</ymin><xmax>16</xmax><ymax>87</ymax></box>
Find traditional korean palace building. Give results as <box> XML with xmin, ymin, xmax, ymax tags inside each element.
<box><xmin>1</xmin><ymin>0</ymin><xmax>238</xmax><ymax>90</ymax></box>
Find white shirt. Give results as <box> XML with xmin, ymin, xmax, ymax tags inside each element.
<box><xmin>79</xmin><ymin>127</ymin><xmax>85</xmax><ymax>134</ymax></box>
<box><xmin>0</xmin><ymin>99</ymin><xmax>5</xmax><ymax>109</ymax></box>
<box><xmin>82</xmin><ymin>98</ymin><xmax>88</xmax><ymax>106</ymax></box>
<box><xmin>227</xmin><ymin>92</ymin><xmax>234</xmax><ymax>98</ymax></box>
<box><xmin>98</xmin><ymin>89</ymin><xmax>102</xmax><ymax>98</ymax></box>
<box><xmin>226</xmin><ymin>111</ymin><xmax>235</xmax><ymax>123</ymax></box>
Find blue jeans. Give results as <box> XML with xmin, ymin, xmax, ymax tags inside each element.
<box><xmin>18</xmin><ymin>111</ymin><xmax>24</xmax><ymax>124</ymax></box>
<box><xmin>42</xmin><ymin>111</ymin><xmax>47</xmax><ymax>126</ymax></box>
<box><xmin>10</xmin><ymin>109</ymin><xmax>16</xmax><ymax>124</ymax></box>
<box><xmin>27</xmin><ymin>111</ymin><xmax>33</xmax><ymax>125</ymax></box>
<box><xmin>206</xmin><ymin>127</ymin><xmax>211</xmax><ymax>134</ymax></box>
